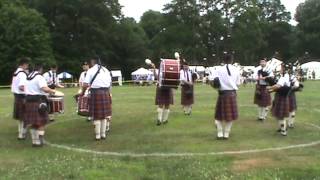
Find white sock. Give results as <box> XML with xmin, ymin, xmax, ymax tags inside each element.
<box><xmin>157</xmin><ymin>108</ymin><xmax>163</xmax><ymax>122</ymax></box>
<box><xmin>279</xmin><ymin>120</ymin><xmax>287</xmax><ymax>131</ymax></box>
<box><xmin>30</xmin><ymin>129</ymin><xmax>36</xmax><ymax>144</ymax></box>
<box><xmin>258</xmin><ymin>107</ymin><xmax>263</xmax><ymax>119</ymax></box>
<box><xmin>289</xmin><ymin>112</ymin><xmax>295</xmax><ymax>126</ymax></box>
<box><xmin>94</xmin><ymin>120</ymin><xmax>101</xmax><ymax>139</ymax></box>
<box><xmin>264</xmin><ymin>107</ymin><xmax>269</xmax><ymax>118</ymax></box>
<box><xmin>215</xmin><ymin>120</ymin><xmax>223</xmax><ymax>138</ymax></box>
<box><xmin>101</xmin><ymin>119</ymin><xmax>107</xmax><ymax>138</ymax></box>
<box><xmin>163</xmin><ymin>109</ymin><xmax>170</xmax><ymax>122</ymax></box>
<box><xmin>18</xmin><ymin>121</ymin><xmax>23</xmax><ymax>138</ymax></box>
<box><xmin>187</xmin><ymin>106</ymin><xmax>192</xmax><ymax>114</ymax></box>
<box><xmin>224</xmin><ymin>122</ymin><xmax>233</xmax><ymax>138</ymax></box>
<box><xmin>34</xmin><ymin>129</ymin><xmax>40</xmax><ymax>145</ymax></box>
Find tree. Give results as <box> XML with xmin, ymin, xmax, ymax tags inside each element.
<box><xmin>0</xmin><ymin>0</ymin><xmax>53</xmax><ymax>84</ymax></box>
<box><xmin>295</xmin><ymin>0</ymin><xmax>320</xmax><ymax>58</ymax></box>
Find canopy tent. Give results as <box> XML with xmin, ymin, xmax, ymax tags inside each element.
<box><xmin>58</xmin><ymin>72</ymin><xmax>73</xmax><ymax>79</ymax></box>
<box><xmin>131</xmin><ymin>68</ymin><xmax>153</xmax><ymax>76</ymax></box>
<box><xmin>111</xmin><ymin>70</ymin><xmax>123</xmax><ymax>86</ymax></box>
<box><xmin>301</xmin><ymin>61</ymin><xmax>320</xmax><ymax>80</ymax></box>
<box><xmin>131</xmin><ymin>68</ymin><xmax>154</xmax><ymax>84</ymax></box>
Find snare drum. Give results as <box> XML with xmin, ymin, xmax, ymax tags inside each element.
<box><xmin>48</xmin><ymin>97</ymin><xmax>64</xmax><ymax>114</ymax></box>
<box><xmin>159</xmin><ymin>59</ymin><xmax>180</xmax><ymax>88</ymax></box>
<box><xmin>78</xmin><ymin>95</ymin><xmax>89</xmax><ymax>116</ymax></box>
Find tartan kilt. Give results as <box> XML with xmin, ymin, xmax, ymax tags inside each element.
<box><xmin>215</xmin><ymin>91</ymin><xmax>238</xmax><ymax>122</ymax></box>
<box><xmin>155</xmin><ymin>86</ymin><xmax>174</xmax><ymax>106</ymax></box>
<box><xmin>254</xmin><ymin>85</ymin><xmax>271</xmax><ymax>107</ymax></box>
<box><xmin>89</xmin><ymin>89</ymin><xmax>112</xmax><ymax>120</ymax></box>
<box><xmin>23</xmin><ymin>101</ymin><xmax>49</xmax><ymax>127</ymax></box>
<box><xmin>272</xmin><ymin>93</ymin><xmax>289</xmax><ymax>120</ymax></box>
<box><xmin>288</xmin><ymin>92</ymin><xmax>297</xmax><ymax>112</ymax></box>
<box><xmin>181</xmin><ymin>85</ymin><xmax>194</xmax><ymax>105</ymax></box>
<box><xmin>13</xmin><ymin>95</ymin><xmax>25</xmax><ymax>120</ymax></box>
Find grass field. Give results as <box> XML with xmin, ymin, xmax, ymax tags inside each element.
<box><xmin>0</xmin><ymin>82</ymin><xmax>320</xmax><ymax>179</ymax></box>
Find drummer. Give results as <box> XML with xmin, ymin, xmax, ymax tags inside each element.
<box><xmin>78</xmin><ymin>61</ymin><xmax>91</xmax><ymax>121</ymax></box>
<box><xmin>180</xmin><ymin>61</ymin><xmax>194</xmax><ymax>115</ymax></box>
<box><xmin>43</xmin><ymin>64</ymin><xmax>64</xmax><ymax>122</ymax></box>
<box><xmin>23</xmin><ymin>63</ymin><xmax>56</xmax><ymax>147</ymax></box>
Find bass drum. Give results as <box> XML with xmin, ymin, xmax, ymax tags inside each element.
<box><xmin>159</xmin><ymin>59</ymin><xmax>180</xmax><ymax>88</ymax></box>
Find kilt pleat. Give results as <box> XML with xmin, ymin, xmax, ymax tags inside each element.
<box><xmin>288</xmin><ymin>92</ymin><xmax>297</xmax><ymax>112</ymax></box>
<box><xmin>155</xmin><ymin>86</ymin><xmax>174</xmax><ymax>105</ymax></box>
<box><xmin>24</xmin><ymin>101</ymin><xmax>48</xmax><ymax>127</ymax></box>
<box><xmin>13</xmin><ymin>95</ymin><xmax>25</xmax><ymax>120</ymax></box>
<box><xmin>215</xmin><ymin>91</ymin><xmax>238</xmax><ymax>121</ymax></box>
<box><xmin>181</xmin><ymin>85</ymin><xmax>194</xmax><ymax>105</ymax></box>
<box><xmin>272</xmin><ymin>93</ymin><xmax>289</xmax><ymax>119</ymax></box>
<box><xmin>254</xmin><ymin>85</ymin><xmax>271</xmax><ymax>107</ymax></box>
<box><xmin>89</xmin><ymin>89</ymin><xmax>112</xmax><ymax>120</ymax></box>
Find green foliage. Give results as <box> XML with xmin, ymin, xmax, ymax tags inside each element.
<box><xmin>0</xmin><ymin>0</ymin><xmax>53</xmax><ymax>83</ymax></box>
<box><xmin>295</xmin><ymin>0</ymin><xmax>320</xmax><ymax>58</ymax></box>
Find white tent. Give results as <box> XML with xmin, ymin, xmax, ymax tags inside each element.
<box><xmin>111</xmin><ymin>70</ymin><xmax>123</xmax><ymax>86</ymax></box>
<box><xmin>58</xmin><ymin>72</ymin><xmax>73</xmax><ymax>79</ymax></box>
<box><xmin>301</xmin><ymin>61</ymin><xmax>320</xmax><ymax>80</ymax></box>
<box><xmin>131</xmin><ymin>68</ymin><xmax>153</xmax><ymax>76</ymax></box>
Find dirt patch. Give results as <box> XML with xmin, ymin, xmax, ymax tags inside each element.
<box><xmin>232</xmin><ymin>158</ymin><xmax>275</xmax><ymax>172</ymax></box>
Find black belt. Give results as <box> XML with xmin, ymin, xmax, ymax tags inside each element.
<box><xmin>90</xmin><ymin>87</ymin><xmax>109</xmax><ymax>91</ymax></box>
<box><xmin>14</xmin><ymin>93</ymin><xmax>25</xmax><ymax>98</ymax></box>
<box><xmin>25</xmin><ymin>95</ymin><xmax>47</xmax><ymax>102</ymax></box>
<box><xmin>218</xmin><ymin>90</ymin><xmax>236</xmax><ymax>95</ymax></box>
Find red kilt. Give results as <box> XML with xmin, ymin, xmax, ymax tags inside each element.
<box><xmin>24</xmin><ymin>101</ymin><xmax>49</xmax><ymax>128</ymax></box>
<box><xmin>181</xmin><ymin>85</ymin><xmax>194</xmax><ymax>106</ymax></box>
<box><xmin>288</xmin><ymin>92</ymin><xmax>297</xmax><ymax>112</ymax></box>
<box><xmin>272</xmin><ymin>93</ymin><xmax>289</xmax><ymax>120</ymax></box>
<box><xmin>155</xmin><ymin>86</ymin><xmax>174</xmax><ymax>106</ymax></box>
<box><xmin>13</xmin><ymin>94</ymin><xmax>25</xmax><ymax>120</ymax></box>
<box><xmin>254</xmin><ymin>85</ymin><xmax>271</xmax><ymax>107</ymax></box>
<box><xmin>89</xmin><ymin>88</ymin><xmax>112</xmax><ymax>120</ymax></box>
<box><xmin>215</xmin><ymin>91</ymin><xmax>238</xmax><ymax>122</ymax></box>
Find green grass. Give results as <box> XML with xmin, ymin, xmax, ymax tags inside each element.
<box><xmin>1</xmin><ymin>82</ymin><xmax>320</xmax><ymax>179</ymax></box>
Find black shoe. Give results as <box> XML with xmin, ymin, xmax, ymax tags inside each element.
<box><xmin>277</xmin><ymin>129</ymin><xmax>281</xmax><ymax>132</ymax></box>
<box><xmin>32</xmin><ymin>144</ymin><xmax>43</xmax><ymax>148</ymax></box>
<box><xmin>223</xmin><ymin>137</ymin><xmax>229</xmax><ymax>140</ymax></box>
<box><xmin>17</xmin><ymin>137</ymin><xmax>26</xmax><ymax>141</ymax></box>
<box><xmin>156</xmin><ymin>120</ymin><xmax>161</xmax><ymax>126</ymax></box>
<box><xmin>216</xmin><ymin>136</ymin><xmax>224</xmax><ymax>140</ymax></box>
<box><xmin>257</xmin><ymin>118</ymin><xmax>264</xmax><ymax>121</ymax></box>
<box><xmin>101</xmin><ymin>136</ymin><xmax>107</xmax><ymax>140</ymax></box>
<box><xmin>163</xmin><ymin>120</ymin><xmax>168</xmax><ymax>125</ymax></box>
<box><xmin>95</xmin><ymin>138</ymin><xmax>101</xmax><ymax>141</ymax></box>
<box><xmin>50</xmin><ymin>119</ymin><xmax>55</xmax><ymax>122</ymax></box>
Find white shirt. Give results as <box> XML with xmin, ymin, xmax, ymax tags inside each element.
<box><xmin>25</xmin><ymin>71</ymin><xmax>48</xmax><ymax>95</ymax></box>
<box><xmin>277</xmin><ymin>73</ymin><xmax>290</xmax><ymax>87</ymax></box>
<box><xmin>290</xmin><ymin>74</ymin><xmax>300</xmax><ymax>88</ymax></box>
<box><xmin>180</xmin><ymin>69</ymin><xmax>192</xmax><ymax>83</ymax></box>
<box><xmin>79</xmin><ymin>71</ymin><xmax>87</xmax><ymax>87</ymax></box>
<box><xmin>84</xmin><ymin>64</ymin><xmax>111</xmax><ymax>88</ymax></box>
<box><xmin>43</xmin><ymin>70</ymin><xmax>59</xmax><ymax>85</ymax></box>
<box><xmin>11</xmin><ymin>68</ymin><xmax>27</xmax><ymax>94</ymax></box>
<box><xmin>254</xmin><ymin>66</ymin><xmax>274</xmax><ymax>85</ymax></box>
<box><xmin>210</xmin><ymin>64</ymin><xmax>241</xmax><ymax>91</ymax></box>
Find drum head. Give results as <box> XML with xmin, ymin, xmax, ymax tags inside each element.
<box><xmin>54</xmin><ymin>91</ymin><xmax>65</xmax><ymax>97</ymax></box>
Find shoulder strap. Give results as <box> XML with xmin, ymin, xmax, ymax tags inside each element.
<box><xmin>13</xmin><ymin>71</ymin><xmax>27</xmax><ymax>77</ymax></box>
<box><xmin>90</xmin><ymin>65</ymin><xmax>102</xmax><ymax>85</ymax></box>
<box><xmin>27</xmin><ymin>72</ymin><xmax>41</xmax><ymax>81</ymax></box>
<box><xmin>48</xmin><ymin>71</ymin><xmax>52</xmax><ymax>77</ymax></box>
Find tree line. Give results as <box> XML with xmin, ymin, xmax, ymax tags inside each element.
<box><xmin>0</xmin><ymin>0</ymin><xmax>319</xmax><ymax>84</ymax></box>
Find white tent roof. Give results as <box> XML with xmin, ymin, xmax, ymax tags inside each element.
<box><xmin>301</xmin><ymin>61</ymin><xmax>320</xmax><ymax>70</ymax></box>
<box><xmin>111</xmin><ymin>70</ymin><xmax>122</xmax><ymax>77</ymax></box>
<box><xmin>58</xmin><ymin>72</ymin><xmax>73</xmax><ymax>79</ymax></box>
<box><xmin>131</xmin><ymin>68</ymin><xmax>153</xmax><ymax>76</ymax></box>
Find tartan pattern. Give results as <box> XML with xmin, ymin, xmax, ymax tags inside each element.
<box><xmin>215</xmin><ymin>91</ymin><xmax>238</xmax><ymax>121</ymax></box>
<box><xmin>288</xmin><ymin>92</ymin><xmax>297</xmax><ymax>112</ymax></box>
<box><xmin>23</xmin><ymin>101</ymin><xmax>49</xmax><ymax>127</ymax></box>
<box><xmin>272</xmin><ymin>93</ymin><xmax>289</xmax><ymax>119</ymax></box>
<box><xmin>13</xmin><ymin>95</ymin><xmax>25</xmax><ymax>120</ymax></box>
<box><xmin>78</xmin><ymin>95</ymin><xmax>90</xmax><ymax>116</ymax></box>
<box><xmin>181</xmin><ymin>85</ymin><xmax>194</xmax><ymax>105</ymax></box>
<box><xmin>155</xmin><ymin>86</ymin><xmax>174</xmax><ymax>105</ymax></box>
<box><xmin>89</xmin><ymin>89</ymin><xmax>112</xmax><ymax>120</ymax></box>
<box><xmin>254</xmin><ymin>85</ymin><xmax>271</xmax><ymax>107</ymax></box>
